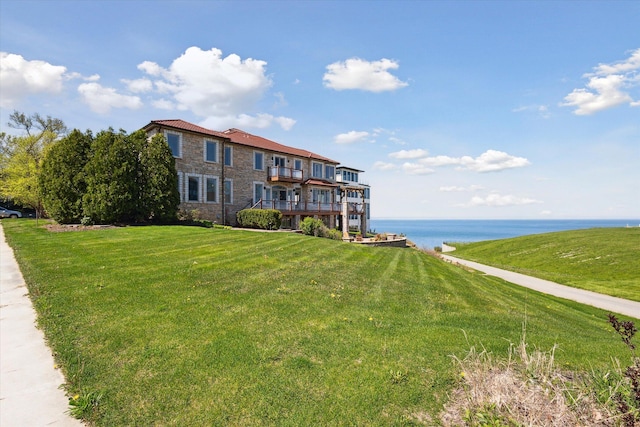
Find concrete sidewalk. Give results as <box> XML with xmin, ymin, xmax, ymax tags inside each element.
<box><xmin>441</xmin><ymin>253</ymin><xmax>640</xmax><ymax>319</ymax></box>
<box><xmin>0</xmin><ymin>222</ymin><xmax>83</xmax><ymax>426</ymax></box>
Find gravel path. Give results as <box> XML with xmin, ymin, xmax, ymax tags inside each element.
<box><xmin>440</xmin><ymin>254</ymin><xmax>640</xmax><ymax>319</ymax></box>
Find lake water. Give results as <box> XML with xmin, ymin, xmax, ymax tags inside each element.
<box><xmin>368</xmin><ymin>219</ymin><xmax>640</xmax><ymax>249</ymax></box>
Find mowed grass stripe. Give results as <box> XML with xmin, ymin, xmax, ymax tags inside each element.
<box><xmin>2</xmin><ymin>220</ymin><xmax>633</xmax><ymax>426</ymax></box>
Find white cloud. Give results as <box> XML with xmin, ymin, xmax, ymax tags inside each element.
<box><xmin>420</xmin><ymin>150</ymin><xmax>530</xmax><ymax>172</ymax></box>
<box><xmin>388</xmin><ymin>136</ymin><xmax>406</xmax><ymax>145</ymax></box>
<box><xmin>138</xmin><ymin>46</ymin><xmax>295</xmax><ymax>130</ymax></box>
<box><xmin>152</xmin><ymin>98</ymin><xmax>175</xmax><ymax>110</ymax></box>
<box><xmin>200</xmin><ymin>113</ymin><xmax>296</xmax><ymax>131</ymax></box>
<box><xmin>462</xmin><ymin>149</ymin><xmax>531</xmax><ymax>172</ymax></box>
<box><xmin>122</xmin><ymin>77</ymin><xmax>153</xmax><ymax>93</ymax></box>
<box><xmin>0</xmin><ymin>52</ymin><xmax>68</xmax><ymax>107</ymax></box>
<box><xmin>561</xmin><ymin>48</ymin><xmax>640</xmax><ymax>115</ymax></box>
<box><xmin>334</xmin><ymin>130</ymin><xmax>370</xmax><ymax>144</ymax></box>
<box><xmin>372</xmin><ymin>161</ymin><xmax>397</xmax><ymax>171</ymax></box>
<box><xmin>468</xmin><ymin>193</ymin><xmax>542</xmax><ymax>207</ymax></box>
<box><xmin>592</xmin><ymin>48</ymin><xmax>640</xmax><ymax>76</ymax></box>
<box><xmin>323</xmin><ymin>57</ymin><xmax>408</xmax><ymax>92</ymax></box>
<box><xmin>402</xmin><ymin>162</ymin><xmax>434</xmax><ymax>175</ymax></box>
<box><xmin>513</xmin><ymin>104</ymin><xmax>551</xmax><ymax>118</ymax></box>
<box><xmin>77</xmin><ymin>82</ymin><xmax>143</xmax><ymax>114</ymax></box>
<box><xmin>389</xmin><ymin>148</ymin><xmax>429</xmax><ymax>159</ymax></box>
<box><xmin>440</xmin><ymin>185</ymin><xmax>484</xmax><ymax>192</ymax></box>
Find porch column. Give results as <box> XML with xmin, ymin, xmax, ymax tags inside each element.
<box><xmin>360</xmin><ymin>190</ymin><xmax>367</xmax><ymax>237</ymax></box>
<box><xmin>341</xmin><ymin>189</ymin><xmax>350</xmax><ymax>240</ymax></box>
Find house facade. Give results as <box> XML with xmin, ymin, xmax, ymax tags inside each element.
<box><xmin>142</xmin><ymin>119</ymin><xmax>368</xmax><ymax>232</ymax></box>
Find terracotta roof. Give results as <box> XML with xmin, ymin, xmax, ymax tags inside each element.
<box><xmin>142</xmin><ymin>119</ymin><xmax>229</xmax><ymax>139</ymax></box>
<box><xmin>222</xmin><ymin>128</ymin><xmax>338</xmax><ymax>164</ymax></box>
<box><xmin>142</xmin><ymin>120</ymin><xmax>338</xmax><ymax>164</ymax></box>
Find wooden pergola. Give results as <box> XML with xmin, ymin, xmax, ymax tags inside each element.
<box><xmin>339</xmin><ymin>185</ymin><xmax>367</xmax><ymax>241</ymax></box>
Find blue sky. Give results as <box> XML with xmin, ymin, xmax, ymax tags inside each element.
<box><xmin>1</xmin><ymin>0</ymin><xmax>638</xmax><ymax>219</ymax></box>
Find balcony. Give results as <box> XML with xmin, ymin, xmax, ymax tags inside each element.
<box><xmin>252</xmin><ymin>199</ymin><xmax>363</xmax><ymax>215</ymax></box>
<box><xmin>268</xmin><ymin>166</ymin><xmax>303</xmax><ymax>183</ymax></box>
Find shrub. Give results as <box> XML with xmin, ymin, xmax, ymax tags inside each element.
<box><xmin>300</xmin><ymin>217</ymin><xmax>342</xmax><ymax>240</ymax></box>
<box><xmin>300</xmin><ymin>217</ymin><xmax>325</xmax><ymax>236</ymax></box>
<box><xmin>326</xmin><ymin>228</ymin><xmax>343</xmax><ymax>240</ymax></box>
<box><xmin>236</xmin><ymin>209</ymin><xmax>282</xmax><ymax>230</ymax></box>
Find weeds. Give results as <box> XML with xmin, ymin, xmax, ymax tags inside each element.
<box><xmin>608</xmin><ymin>313</ymin><xmax>640</xmax><ymax>426</ymax></box>
<box><xmin>442</xmin><ymin>317</ymin><xmax>640</xmax><ymax>426</ymax></box>
<box><xmin>68</xmin><ymin>390</ymin><xmax>104</xmax><ymax>420</ymax></box>
<box><xmin>442</xmin><ymin>329</ymin><xmax>616</xmax><ymax>426</ymax></box>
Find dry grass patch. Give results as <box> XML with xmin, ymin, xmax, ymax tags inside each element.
<box><xmin>441</xmin><ymin>330</ymin><xmax>622</xmax><ymax>426</ymax></box>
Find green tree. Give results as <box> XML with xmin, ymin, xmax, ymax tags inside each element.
<box><xmin>0</xmin><ymin>111</ymin><xmax>67</xmax><ymax>215</ymax></box>
<box><xmin>133</xmin><ymin>131</ymin><xmax>179</xmax><ymax>222</ymax></box>
<box><xmin>40</xmin><ymin>130</ymin><xmax>93</xmax><ymax>223</ymax></box>
<box><xmin>83</xmin><ymin>129</ymin><xmax>138</xmax><ymax>224</ymax></box>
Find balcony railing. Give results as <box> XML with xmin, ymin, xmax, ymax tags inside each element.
<box><xmin>268</xmin><ymin>166</ymin><xmax>303</xmax><ymax>182</ymax></box>
<box><xmin>252</xmin><ymin>199</ymin><xmax>363</xmax><ymax>214</ymax></box>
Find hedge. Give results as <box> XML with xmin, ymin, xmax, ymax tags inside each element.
<box><xmin>236</xmin><ymin>209</ymin><xmax>282</xmax><ymax>230</ymax></box>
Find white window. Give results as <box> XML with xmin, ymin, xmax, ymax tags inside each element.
<box><xmin>165</xmin><ymin>131</ymin><xmax>181</xmax><ymax>158</ymax></box>
<box><xmin>312</xmin><ymin>162</ymin><xmax>323</xmax><ymax>178</ymax></box>
<box><xmin>294</xmin><ymin>159</ymin><xmax>302</xmax><ymax>171</ymax></box>
<box><xmin>254</xmin><ymin>151</ymin><xmax>264</xmax><ymax>170</ymax></box>
<box><xmin>186</xmin><ymin>175</ymin><xmax>200</xmax><ymax>202</ymax></box>
<box><xmin>274</xmin><ymin>156</ymin><xmax>286</xmax><ymax>167</ymax></box>
<box><xmin>205</xmin><ymin>176</ymin><xmax>218</xmax><ymax>203</ymax></box>
<box><xmin>224</xmin><ymin>146</ymin><xmax>233</xmax><ymax>166</ymax></box>
<box><xmin>205</xmin><ymin>140</ymin><xmax>218</xmax><ymax>162</ymax></box>
<box><xmin>224</xmin><ymin>179</ymin><xmax>233</xmax><ymax>204</ymax></box>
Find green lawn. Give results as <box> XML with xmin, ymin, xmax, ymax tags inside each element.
<box><xmin>3</xmin><ymin>220</ymin><xmax>635</xmax><ymax>426</ymax></box>
<box><xmin>449</xmin><ymin>227</ymin><xmax>640</xmax><ymax>302</ymax></box>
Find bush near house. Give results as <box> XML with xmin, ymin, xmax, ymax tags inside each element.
<box><xmin>236</xmin><ymin>208</ymin><xmax>282</xmax><ymax>230</ymax></box>
<box><xmin>300</xmin><ymin>216</ymin><xmax>342</xmax><ymax>240</ymax></box>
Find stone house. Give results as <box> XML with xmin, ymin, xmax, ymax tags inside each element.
<box><xmin>142</xmin><ymin>119</ymin><xmax>368</xmax><ymax>232</ymax></box>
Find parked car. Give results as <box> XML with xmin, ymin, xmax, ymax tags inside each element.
<box><xmin>0</xmin><ymin>205</ymin><xmax>22</xmax><ymax>218</ymax></box>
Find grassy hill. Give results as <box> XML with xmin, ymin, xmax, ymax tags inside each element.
<box><xmin>449</xmin><ymin>227</ymin><xmax>640</xmax><ymax>302</ymax></box>
<box><xmin>2</xmin><ymin>220</ymin><xmax>635</xmax><ymax>425</ymax></box>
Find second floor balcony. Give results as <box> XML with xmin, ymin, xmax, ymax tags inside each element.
<box><xmin>268</xmin><ymin>166</ymin><xmax>303</xmax><ymax>183</ymax></box>
<box><xmin>252</xmin><ymin>199</ymin><xmax>364</xmax><ymax>215</ymax></box>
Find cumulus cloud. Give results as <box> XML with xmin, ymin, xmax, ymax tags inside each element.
<box><xmin>323</xmin><ymin>57</ymin><xmax>408</xmax><ymax>92</ymax></box>
<box><xmin>0</xmin><ymin>52</ymin><xmax>69</xmax><ymax>107</ymax></box>
<box><xmin>420</xmin><ymin>150</ymin><xmax>530</xmax><ymax>172</ymax></box>
<box><xmin>122</xmin><ymin>77</ymin><xmax>153</xmax><ymax>93</ymax></box>
<box><xmin>334</xmin><ymin>130</ymin><xmax>370</xmax><ymax>144</ymax></box>
<box><xmin>561</xmin><ymin>48</ymin><xmax>640</xmax><ymax>115</ymax></box>
<box><xmin>139</xmin><ymin>46</ymin><xmax>295</xmax><ymax>130</ymax></box>
<box><xmin>372</xmin><ymin>161</ymin><xmax>397</xmax><ymax>171</ymax></box>
<box><xmin>468</xmin><ymin>193</ymin><xmax>542</xmax><ymax>207</ymax></box>
<box><xmin>200</xmin><ymin>113</ymin><xmax>296</xmax><ymax>131</ymax></box>
<box><xmin>78</xmin><ymin>82</ymin><xmax>143</xmax><ymax>114</ymax></box>
<box><xmin>402</xmin><ymin>162</ymin><xmax>434</xmax><ymax>175</ymax></box>
<box><xmin>389</xmin><ymin>148</ymin><xmax>429</xmax><ymax>159</ymax></box>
